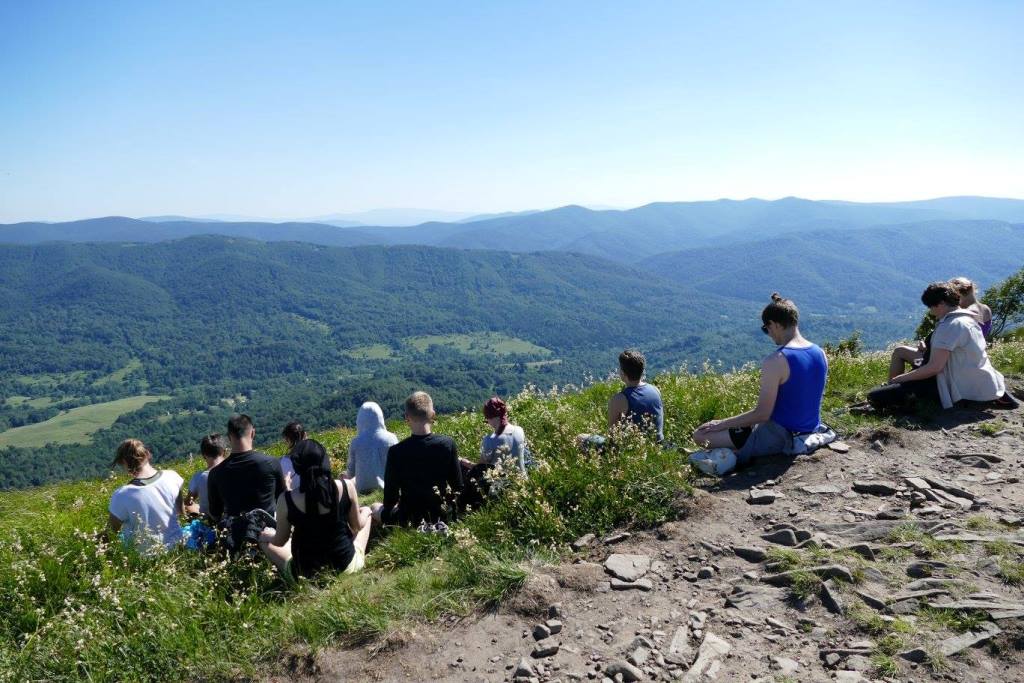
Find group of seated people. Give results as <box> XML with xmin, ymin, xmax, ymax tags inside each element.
<box><xmin>106</xmin><ymin>279</ymin><xmax>1016</xmax><ymax>581</ymax></box>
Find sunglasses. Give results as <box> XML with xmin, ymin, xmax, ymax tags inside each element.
<box><xmin>761</xmin><ymin>324</ymin><xmax>770</xmax><ymax>334</ymax></box>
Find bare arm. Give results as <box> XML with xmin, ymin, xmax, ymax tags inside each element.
<box><xmin>264</xmin><ymin>494</ymin><xmax>291</xmax><ymax>547</ymax></box>
<box><xmin>894</xmin><ymin>347</ymin><xmax>950</xmax><ymax>382</ymax></box>
<box><xmin>107</xmin><ymin>513</ymin><xmax>123</xmax><ymax>534</ymax></box>
<box><xmin>607</xmin><ymin>393</ymin><xmax>628</xmax><ymax>429</ymax></box>
<box><xmin>345</xmin><ymin>479</ymin><xmax>361</xmax><ymax>535</ymax></box>
<box><xmin>695</xmin><ymin>353</ymin><xmax>787</xmax><ymax>434</ymax></box>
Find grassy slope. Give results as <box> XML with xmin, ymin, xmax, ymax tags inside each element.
<box><xmin>0</xmin><ymin>395</ymin><xmax>171</xmax><ymax>448</ymax></box>
<box><xmin>1</xmin><ymin>343</ymin><xmax>1023</xmax><ymax>682</ymax></box>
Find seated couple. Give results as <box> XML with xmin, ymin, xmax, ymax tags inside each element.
<box><xmin>870</xmin><ymin>281</ymin><xmax>1015</xmax><ymax>412</ymax></box>
<box><xmin>690</xmin><ymin>293</ymin><xmax>829</xmax><ymax>476</ymax></box>
<box><xmin>578</xmin><ymin>349</ymin><xmax>665</xmax><ymax>448</ymax></box>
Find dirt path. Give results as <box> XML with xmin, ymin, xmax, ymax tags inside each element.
<box><xmin>286</xmin><ymin>402</ymin><xmax>1024</xmax><ymax>683</ymax></box>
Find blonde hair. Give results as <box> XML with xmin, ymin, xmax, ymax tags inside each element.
<box><xmin>404</xmin><ymin>391</ymin><xmax>435</xmax><ymax>421</ymax></box>
<box><xmin>113</xmin><ymin>439</ymin><xmax>151</xmax><ymax>476</ymax></box>
<box><xmin>950</xmin><ymin>276</ymin><xmax>974</xmax><ymax>295</ymax></box>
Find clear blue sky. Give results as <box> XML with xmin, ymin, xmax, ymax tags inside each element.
<box><xmin>1</xmin><ymin>1</ymin><xmax>1021</xmax><ymax>222</ymax></box>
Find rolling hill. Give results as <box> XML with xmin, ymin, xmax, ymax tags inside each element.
<box><xmin>640</xmin><ymin>220</ymin><xmax>1024</xmax><ymax>314</ymax></box>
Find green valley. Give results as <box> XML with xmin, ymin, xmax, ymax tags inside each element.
<box><xmin>0</xmin><ymin>395</ymin><xmax>171</xmax><ymax>448</ymax></box>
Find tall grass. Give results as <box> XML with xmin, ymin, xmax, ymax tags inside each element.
<box><xmin>1</xmin><ymin>343</ymin><xmax>1022</xmax><ymax>681</ymax></box>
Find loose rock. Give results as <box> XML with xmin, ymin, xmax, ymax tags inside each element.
<box><xmin>604</xmin><ymin>661</ymin><xmax>643</xmax><ymax>682</ymax></box>
<box><xmin>605</xmin><ymin>554</ymin><xmax>652</xmax><ymax>582</ymax></box>
<box><xmin>852</xmin><ymin>480</ymin><xmax>898</xmax><ymax>496</ymax></box>
<box><xmin>761</xmin><ymin>529</ymin><xmax>799</xmax><ymax>546</ymax></box>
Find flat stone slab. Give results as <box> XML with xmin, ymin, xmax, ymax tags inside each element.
<box><xmin>682</xmin><ymin>633</ymin><xmax>731</xmax><ymax>683</ymax></box>
<box><xmin>605</xmin><ymin>553</ymin><xmax>652</xmax><ymax>582</ymax></box>
<box><xmin>801</xmin><ymin>484</ymin><xmax>842</xmax><ymax>494</ymax></box>
<box><xmin>610</xmin><ymin>577</ymin><xmax>653</xmax><ymax>591</ymax></box>
<box><xmin>852</xmin><ymin>480</ymin><xmax>899</xmax><ymax>496</ymax></box>
<box><xmin>762</xmin><ymin>564</ymin><xmax>854</xmax><ymax>586</ymax></box>
<box><xmin>733</xmin><ymin>545</ymin><xmax>768</xmax><ymax>562</ymax></box>
<box><xmin>937</xmin><ymin>621</ymin><xmax>1001</xmax><ymax>656</ymax></box>
<box><xmin>748</xmin><ymin>488</ymin><xmax>780</xmax><ymax>505</ymax></box>
<box><xmin>762</xmin><ymin>528</ymin><xmax>799</xmax><ymax>546</ymax></box>
<box><xmin>821</xmin><ymin>579</ymin><xmax>845</xmax><ymax>615</ymax></box>
<box><xmin>666</xmin><ymin>625</ymin><xmax>693</xmax><ymax>665</ymax></box>
<box><xmin>605</xmin><ymin>661</ymin><xmax>643</xmax><ymax>682</ymax></box>
<box><xmin>531</xmin><ymin>641</ymin><xmax>560</xmax><ymax>658</ymax></box>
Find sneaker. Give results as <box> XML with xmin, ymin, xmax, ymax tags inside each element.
<box><xmin>992</xmin><ymin>393</ymin><xmax>1019</xmax><ymax>409</ymax></box>
<box><xmin>688</xmin><ymin>448</ymin><xmax>737</xmax><ymax>476</ymax></box>
<box><xmin>432</xmin><ymin>521</ymin><xmax>450</xmax><ymax>536</ymax></box>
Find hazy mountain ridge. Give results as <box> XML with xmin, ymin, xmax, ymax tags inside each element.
<box><xmin>8</xmin><ymin>196</ymin><xmax>1024</xmax><ymax>265</ymax></box>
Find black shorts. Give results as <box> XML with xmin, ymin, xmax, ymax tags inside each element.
<box><xmin>729</xmin><ymin>427</ymin><xmax>752</xmax><ymax>449</ymax></box>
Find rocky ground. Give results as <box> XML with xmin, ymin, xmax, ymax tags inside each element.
<box><xmin>288</xmin><ymin>402</ymin><xmax>1024</xmax><ymax>683</ymax></box>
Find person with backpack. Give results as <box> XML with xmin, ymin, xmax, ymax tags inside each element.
<box><xmin>259</xmin><ymin>438</ymin><xmax>370</xmax><ymax>580</ymax></box>
<box><xmin>207</xmin><ymin>414</ymin><xmax>286</xmax><ymax>553</ymax></box>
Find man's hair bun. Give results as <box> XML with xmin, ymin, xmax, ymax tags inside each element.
<box><xmin>770</xmin><ymin>292</ymin><xmax>784</xmax><ymax>303</ymax></box>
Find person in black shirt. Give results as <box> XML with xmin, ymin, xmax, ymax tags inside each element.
<box><xmin>207</xmin><ymin>414</ymin><xmax>286</xmax><ymax>521</ymax></box>
<box><xmin>258</xmin><ymin>438</ymin><xmax>370</xmax><ymax>580</ymax></box>
<box><xmin>371</xmin><ymin>392</ymin><xmax>463</xmax><ymax>527</ymax></box>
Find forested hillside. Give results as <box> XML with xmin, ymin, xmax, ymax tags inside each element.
<box><xmin>0</xmin><ymin>238</ymin><xmax>760</xmax><ymax>489</ymax></box>
<box><xmin>642</xmin><ymin>220</ymin><xmax>1024</xmax><ymax>313</ymax></box>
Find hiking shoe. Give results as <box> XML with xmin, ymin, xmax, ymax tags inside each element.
<box><xmin>992</xmin><ymin>393</ymin><xmax>1019</xmax><ymax>409</ymax></box>
<box><xmin>688</xmin><ymin>448</ymin><xmax>737</xmax><ymax>476</ymax></box>
<box><xmin>432</xmin><ymin>521</ymin><xmax>450</xmax><ymax>536</ymax></box>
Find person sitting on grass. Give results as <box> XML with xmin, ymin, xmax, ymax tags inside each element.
<box><xmin>280</xmin><ymin>421</ymin><xmax>308</xmax><ymax>491</ymax></box>
<box><xmin>460</xmin><ymin>396</ymin><xmax>530</xmax><ymax>509</ymax></box>
<box><xmin>208</xmin><ymin>414</ymin><xmax>286</xmax><ymax>522</ymax></box>
<box><xmin>346</xmin><ymin>401</ymin><xmax>398</xmax><ymax>494</ymax></box>
<box><xmin>578</xmin><ymin>349</ymin><xmax>665</xmax><ymax>449</ymax></box>
<box><xmin>185</xmin><ymin>433</ymin><xmax>227</xmax><ymax>517</ymax></box>
<box><xmin>690</xmin><ymin>293</ymin><xmax>828</xmax><ymax>475</ymax></box>
<box><xmin>108</xmin><ymin>439</ymin><xmax>185</xmax><ymax>552</ymax></box>
<box><xmin>951</xmin><ymin>276</ymin><xmax>994</xmax><ymax>341</ymax></box>
<box><xmin>868</xmin><ymin>282</ymin><xmax>1016</xmax><ymax>412</ymax></box>
<box><xmin>258</xmin><ymin>438</ymin><xmax>370</xmax><ymax>580</ymax></box>
<box><xmin>371</xmin><ymin>391</ymin><xmax>463</xmax><ymax>530</ymax></box>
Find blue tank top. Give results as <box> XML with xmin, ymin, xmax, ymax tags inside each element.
<box><xmin>621</xmin><ymin>383</ymin><xmax>664</xmax><ymax>442</ymax></box>
<box><xmin>769</xmin><ymin>344</ymin><xmax>827</xmax><ymax>434</ymax></box>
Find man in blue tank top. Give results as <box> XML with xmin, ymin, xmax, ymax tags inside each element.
<box><xmin>608</xmin><ymin>349</ymin><xmax>665</xmax><ymax>442</ymax></box>
<box><xmin>691</xmin><ymin>293</ymin><xmax>828</xmax><ymax>474</ymax></box>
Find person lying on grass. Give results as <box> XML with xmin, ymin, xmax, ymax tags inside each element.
<box><xmin>108</xmin><ymin>438</ymin><xmax>186</xmax><ymax>552</ymax></box>
<box><xmin>868</xmin><ymin>281</ymin><xmax>1016</xmax><ymax>412</ymax></box>
<box><xmin>690</xmin><ymin>293</ymin><xmax>828</xmax><ymax>475</ymax></box>
<box><xmin>258</xmin><ymin>438</ymin><xmax>370</xmax><ymax>580</ymax></box>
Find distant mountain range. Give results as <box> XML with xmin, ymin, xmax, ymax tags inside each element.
<box><xmin>641</xmin><ymin>220</ymin><xmax>1024</xmax><ymax>314</ymax></box>
<box><xmin>8</xmin><ymin>196</ymin><xmax>1024</xmax><ymax>264</ymax></box>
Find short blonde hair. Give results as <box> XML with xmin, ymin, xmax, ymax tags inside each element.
<box><xmin>405</xmin><ymin>391</ymin><xmax>435</xmax><ymax>421</ymax></box>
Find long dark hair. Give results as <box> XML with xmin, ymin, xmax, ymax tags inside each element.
<box><xmin>290</xmin><ymin>439</ymin><xmax>336</xmax><ymax>514</ymax></box>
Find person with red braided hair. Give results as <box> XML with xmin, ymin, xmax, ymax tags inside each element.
<box><xmin>479</xmin><ymin>397</ymin><xmax>529</xmax><ymax>475</ymax></box>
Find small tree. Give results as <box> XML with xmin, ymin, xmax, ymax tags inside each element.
<box><xmin>982</xmin><ymin>268</ymin><xmax>1024</xmax><ymax>337</ymax></box>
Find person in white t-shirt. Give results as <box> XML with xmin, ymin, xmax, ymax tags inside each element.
<box><xmin>108</xmin><ymin>439</ymin><xmax>185</xmax><ymax>552</ymax></box>
<box><xmin>185</xmin><ymin>434</ymin><xmax>227</xmax><ymax>517</ymax></box>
